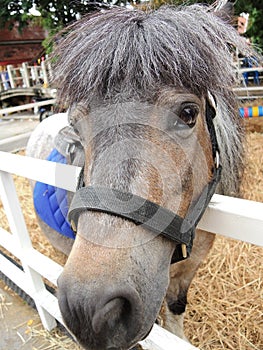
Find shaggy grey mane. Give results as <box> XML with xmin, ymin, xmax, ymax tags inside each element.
<box><xmin>52</xmin><ymin>4</ymin><xmax>252</xmax><ymax>196</ymax></box>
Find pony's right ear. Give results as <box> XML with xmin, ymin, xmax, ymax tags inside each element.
<box><xmin>213</xmin><ymin>1</ymin><xmax>235</xmax><ymax>24</ymax></box>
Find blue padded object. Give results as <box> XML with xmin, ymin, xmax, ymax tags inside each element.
<box><xmin>33</xmin><ymin>149</ymin><xmax>75</xmax><ymax>239</ymax></box>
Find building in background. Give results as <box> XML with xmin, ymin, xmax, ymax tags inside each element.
<box><xmin>0</xmin><ymin>22</ymin><xmax>47</xmax><ymax>67</ymax></box>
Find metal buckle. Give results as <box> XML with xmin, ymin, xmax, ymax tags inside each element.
<box><xmin>71</xmin><ymin>220</ymin><xmax>77</xmax><ymax>233</ymax></box>
<box><xmin>66</xmin><ymin>143</ymin><xmax>76</xmax><ymax>155</ymax></box>
<box><xmin>181</xmin><ymin>244</ymin><xmax>187</xmax><ymax>258</ymax></box>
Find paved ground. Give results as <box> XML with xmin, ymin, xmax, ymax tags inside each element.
<box><xmin>0</xmin><ymin>113</ymin><xmax>39</xmax><ymax>152</ymax></box>
<box><xmin>0</xmin><ymin>280</ymin><xmax>52</xmax><ymax>350</ymax></box>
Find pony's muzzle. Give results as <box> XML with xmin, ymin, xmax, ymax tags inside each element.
<box><xmin>58</xmin><ymin>276</ymin><xmax>145</xmax><ymax>350</ymax></box>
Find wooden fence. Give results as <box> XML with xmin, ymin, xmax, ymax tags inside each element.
<box><xmin>0</xmin><ymin>151</ymin><xmax>262</xmax><ymax>350</ymax></box>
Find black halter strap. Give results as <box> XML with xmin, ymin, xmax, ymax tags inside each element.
<box><xmin>68</xmin><ymin>97</ymin><xmax>222</xmax><ymax>264</ymax></box>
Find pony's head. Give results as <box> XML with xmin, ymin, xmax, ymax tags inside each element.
<box><xmin>53</xmin><ymin>4</ymin><xmax>249</xmax><ymax>349</ymax></box>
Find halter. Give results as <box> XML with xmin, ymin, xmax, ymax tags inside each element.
<box><xmin>68</xmin><ymin>96</ymin><xmax>222</xmax><ymax>264</ymax></box>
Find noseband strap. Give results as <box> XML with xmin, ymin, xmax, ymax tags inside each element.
<box><xmin>68</xmin><ymin>97</ymin><xmax>221</xmax><ymax>264</ymax></box>
<box><xmin>68</xmin><ymin>166</ymin><xmax>220</xmax><ymax>263</ymax></box>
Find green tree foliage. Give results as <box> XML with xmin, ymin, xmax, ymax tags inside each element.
<box><xmin>0</xmin><ymin>0</ymin><xmax>112</xmax><ymax>31</ymax></box>
<box><xmin>0</xmin><ymin>0</ymin><xmax>115</xmax><ymax>52</ymax></box>
<box><xmin>169</xmin><ymin>0</ymin><xmax>263</xmax><ymax>50</ymax></box>
<box><xmin>1</xmin><ymin>1</ymin><xmax>262</xmax><ymax>51</ymax></box>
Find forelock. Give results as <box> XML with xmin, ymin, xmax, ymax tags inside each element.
<box><xmin>52</xmin><ymin>5</ymin><xmax>250</xmax><ymax>105</ymax></box>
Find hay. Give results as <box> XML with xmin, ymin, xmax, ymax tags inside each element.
<box><xmin>0</xmin><ymin>125</ymin><xmax>262</xmax><ymax>349</ymax></box>
<box><xmin>0</xmin><ymin>293</ymin><xmax>12</xmax><ymax>320</ymax></box>
<box><xmin>25</xmin><ymin>321</ymin><xmax>82</xmax><ymax>350</ymax></box>
<box><xmin>240</xmin><ymin>132</ymin><xmax>263</xmax><ymax>202</ymax></box>
<box><xmin>0</xmin><ymin>170</ymin><xmax>68</xmax><ymax>266</ymax></box>
<box><xmin>183</xmin><ymin>126</ymin><xmax>263</xmax><ymax>349</ymax></box>
<box><xmin>185</xmin><ymin>237</ymin><xmax>262</xmax><ymax>350</ymax></box>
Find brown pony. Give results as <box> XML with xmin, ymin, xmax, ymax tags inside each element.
<box><xmin>27</xmin><ymin>3</ymin><xmax>251</xmax><ymax>350</ymax></box>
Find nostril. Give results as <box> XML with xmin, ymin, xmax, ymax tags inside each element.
<box><xmin>92</xmin><ymin>297</ymin><xmax>129</xmax><ymax>334</ymax></box>
<box><xmin>91</xmin><ymin>286</ymin><xmax>143</xmax><ymax>339</ymax></box>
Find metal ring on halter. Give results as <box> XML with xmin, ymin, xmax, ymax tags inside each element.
<box><xmin>215</xmin><ymin>151</ymin><xmax>220</xmax><ymax>169</ymax></box>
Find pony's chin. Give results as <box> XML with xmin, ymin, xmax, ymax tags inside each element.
<box><xmin>73</xmin><ymin>325</ymin><xmax>154</xmax><ymax>350</ymax></box>
<box><xmin>77</xmin><ymin>337</ymin><xmax>139</xmax><ymax>350</ymax></box>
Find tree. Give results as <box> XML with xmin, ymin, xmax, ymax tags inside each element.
<box><xmin>0</xmin><ymin>0</ymin><xmax>117</xmax><ymax>53</ymax></box>
<box><xmin>175</xmin><ymin>0</ymin><xmax>263</xmax><ymax>50</ymax></box>
<box><xmin>0</xmin><ymin>0</ymin><xmax>113</xmax><ymax>31</ymax></box>
<box><xmin>1</xmin><ymin>1</ymin><xmax>262</xmax><ymax>51</ymax></box>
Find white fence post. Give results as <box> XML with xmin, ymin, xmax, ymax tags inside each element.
<box><xmin>6</xmin><ymin>65</ymin><xmax>15</xmax><ymax>88</ymax></box>
<box><xmin>0</xmin><ymin>170</ymin><xmax>57</xmax><ymax>330</ymax></box>
<box><xmin>21</xmin><ymin>62</ymin><xmax>31</xmax><ymax>88</ymax></box>
<box><xmin>0</xmin><ymin>74</ymin><xmax>3</xmax><ymax>92</ymax></box>
<box><xmin>41</xmin><ymin>60</ymin><xmax>49</xmax><ymax>87</ymax></box>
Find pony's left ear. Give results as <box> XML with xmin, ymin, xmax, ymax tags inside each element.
<box><xmin>213</xmin><ymin>1</ymin><xmax>235</xmax><ymax>23</ymax></box>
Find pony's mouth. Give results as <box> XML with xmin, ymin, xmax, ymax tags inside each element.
<box><xmin>140</xmin><ymin>324</ymin><xmax>154</xmax><ymax>340</ymax></box>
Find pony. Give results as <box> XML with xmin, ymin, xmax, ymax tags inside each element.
<box><xmin>26</xmin><ymin>3</ymin><xmax>251</xmax><ymax>350</ymax></box>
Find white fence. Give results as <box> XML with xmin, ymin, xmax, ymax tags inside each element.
<box><xmin>0</xmin><ymin>98</ymin><xmax>56</xmax><ymax>117</ymax></box>
<box><xmin>0</xmin><ymin>60</ymin><xmax>51</xmax><ymax>92</ymax></box>
<box><xmin>234</xmin><ymin>65</ymin><xmax>263</xmax><ymax>99</ymax></box>
<box><xmin>0</xmin><ymin>151</ymin><xmax>262</xmax><ymax>350</ymax></box>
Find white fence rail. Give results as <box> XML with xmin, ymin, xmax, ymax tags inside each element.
<box><xmin>0</xmin><ymin>151</ymin><xmax>262</xmax><ymax>350</ymax></box>
<box><xmin>0</xmin><ymin>99</ymin><xmax>56</xmax><ymax>116</ymax></box>
<box><xmin>234</xmin><ymin>65</ymin><xmax>263</xmax><ymax>99</ymax></box>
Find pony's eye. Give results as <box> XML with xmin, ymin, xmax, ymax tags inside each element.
<box><xmin>174</xmin><ymin>103</ymin><xmax>199</xmax><ymax>129</ymax></box>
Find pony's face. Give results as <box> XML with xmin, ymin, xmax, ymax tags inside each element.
<box><xmin>52</xmin><ymin>3</ymin><xmax>248</xmax><ymax>348</ymax></box>
<box><xmin>57</xmin><ymin>89</ymin><xmax>214</xmax><ymax>349</ymax></box>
